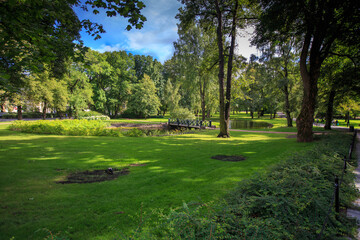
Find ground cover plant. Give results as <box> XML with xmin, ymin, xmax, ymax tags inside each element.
<box><xmin>9</xmin><ymin>119</ymin><xmax>120</xmax><ymax>137</ymax></box>
<box><xmin>8</xmin><ymin>119</ymin><xmax>197</xmax><ymax>138</ymax></box>
<box><xmin>132</xmin><ymin>133</ymin><xmax>358</xmax><ymax>239</ymax></box>
<box><xmin>0</xmin><ymin>121</ymin><xmax>314</xmax><ymax>239</ymax></box>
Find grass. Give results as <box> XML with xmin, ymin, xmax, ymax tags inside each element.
<box><xmin>0</xmin><ymin>121</ymin><xmax>316</xmax><ymax>239</ymax></box>
<box><xmin>335</xmin><ymin>119</ymin><xmax>360</xmax><ymax>129</ymax></box>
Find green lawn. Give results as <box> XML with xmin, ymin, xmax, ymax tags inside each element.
<box><xmin>335</xmin><ymin>118</ymin><xmax>360</xmax><ymax>129</ymax></box>
<box><xmin>0</xmin><ymin>121</ymin><xmax>314</xmax><ymax>239</ymax></box>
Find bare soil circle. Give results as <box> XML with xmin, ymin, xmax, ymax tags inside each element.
<box><xmin>211</xmin><ymin>155</ymin><xmax>246</xmax><ymax>162</ymax></box>
<box><xmin>56</xmin><ymin>168</ymin><xmax>129</xmax><ymax>184</ymax></box>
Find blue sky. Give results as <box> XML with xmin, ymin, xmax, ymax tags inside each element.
<box><xmin>74</xmin><ymin>0</ymin><xmax>257</xmax><ymax>63</ymax></box>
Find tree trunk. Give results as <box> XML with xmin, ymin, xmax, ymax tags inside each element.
<box><xmin>246</xmin><ymin>109</ymin><xmax>248</xmax><ymax>114</ymax></box>
<box><xmin>324</xmin><ymin>89</ymin><xmax>336</xmax><ymax>130</ymax></box>
<box><xmin>42</xmin><ymin>101</ymin><xmax>47</xmax><ymax>120</ymax></box>
<box><xmin>284</xmin><ymin>85</ymin><xmax>293</xmax><ymax>127</ymax></box>
<box><xmin>215</xmin><ymin>1</ymin><xmax>228</xmax><ymax>138</ymax></box>
<box><xmin>200</xmin><ymin>78</ymin><xmax>206</xmax><ymax>121</ymax></box>
<box><xmin>273</xmin><ymin>111</ymin><xmax>276</xmax><ymax>119</ymax></box>
<box><xmin>206</xmin><ymin>109</ymin><xmax>210</xmax><ymax>118</ymax></box>
<box><xmin>0</xmin><ymin>103</ymin><xmax>5</xmax><ymax>112</ymax></box>
<box><xmin>250</xmin><ymin>110</ymin><xmax>254</xmax><ymax>119</ymax></box>
<box><xmin>201</xmin><ymin>97</ymin><xmax>206</xmax><ymax>121</ymax></box>
<box><xmin>17</xmin><ymin>105</ymin><xmax>22</xmax><ymax>120</ymax></box>
<box><xmin>223</xmin><ymin>0</ymin><xmax>239</xmax><ymax>137</ymax></box>
<box><xmin>296</xmin><ymin>32</ymin><xmax>320</xmax><ymax>142</ymax></box>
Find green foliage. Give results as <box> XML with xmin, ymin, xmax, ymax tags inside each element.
<box><xmin>170</xmin><ymin>107</ymin><xmax>196</xmax><ymax>120</ymax></box>
<box><xmin>135</xmin><ymin>133</ymin><xmax>358</xmax><ymax>239</ymax></box>
<box><xmin>9</xmin><ymin>120</ymin><xmax>120</xmax><ymax>137</ymax></box>
<box><xmin>1</xmin><ymin>112</ymin><xmax>59</xmax><ymax>119</ymax></box>
<box><xmin>122</xmin><ymin>128</ymin><xmax>146</xmax><ymax>137</ymax></box>
<box><xmin>127</xmin><ymin>74</ymin><xmax>161</xmax><ymax>118</ymax></box>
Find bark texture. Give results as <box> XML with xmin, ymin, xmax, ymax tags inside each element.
<box><xmin>324</xmin><ymin>89</ymin><xmax>336</xmax><ymax>130</ymax></box>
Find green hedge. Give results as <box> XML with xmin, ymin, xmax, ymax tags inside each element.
<box><xmin>9</xmin><ymin>119</ymin><xmax>120</xmax><ymax>137</ymax></box>
<box><xmin>132</xmin><ymin>133</ymin><xmax>358</xmax><ymax>239</ymax></box>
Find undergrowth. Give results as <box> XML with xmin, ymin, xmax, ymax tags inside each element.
<box><xmin>9</xmin><ymin>120</ymin><xmax>120</xmax><ymax>137</ymax></box>
<box><xmin>9</xmin><ymin>120</ymin><xmax>199</xmax><ymax>137</ymax></box>
<box><xmin>128</xmin><ymin>133</ymin><xmax>358</xmax><ymax>239</ymax></box>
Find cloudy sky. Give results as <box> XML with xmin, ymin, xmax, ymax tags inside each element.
<box><xmin>74</xmin><ymin>0</ymin><xmax>257</xmax><ymax>63</ymax></box>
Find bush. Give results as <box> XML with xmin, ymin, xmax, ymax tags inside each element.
<box><xmin>170</xmin><ymin>107</ymin><xmax>195</xmax><ymax>120</ymax></box>
<box><xmin>131</xmin><ymin>133</ymin><xmax>358</xmax><ymax>239</ymax></box>
<box><xmin>9</xmin><ymin>119</ymin><xmax>121</xmax><ymax>137</ymax></box>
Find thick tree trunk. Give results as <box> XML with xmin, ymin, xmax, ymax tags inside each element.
<box><xmin>223</xmin><ymin>0</ymin><xmax>238</xmax><ymax>138</ymax></box>
<box><xmin>296</xmin><ymin>81</ymin><xmax>317</xmax><ymax>142</ymax></box>
<box><xmin>296</xmin><ymin>32</ymin><xmax>321</xmax><ymax>142</ymax></box>
<box><xmin>250</xmin><ymin>110</ymin><xmax>254</xmax><ymax>119</ymax></box>
<box><xmin>17</xmin><ymin>105</ymin><xmax>22</xmax><ymax>120</ymax></box>
<box><xmin>284</xmin><ymin>85</ymin><xmax>293</xmax><ymax>127</ymax></box>
<box><xmin>324</xmin><ymin>89</ymin><xmax>336</xmax><ymax>130</ymax></box>
<box><xmin>273</xmin><ymin>111</ymin><xmax>276</xmax><ymax>119</ymax></box>
<box><xmin>42</xmin><ymin>101</ymin><xmax>47</xmax><ymax>120</ymax></box>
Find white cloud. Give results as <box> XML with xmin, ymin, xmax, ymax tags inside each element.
<box><xmin>124</xmin><ymin>31</ymin><xmax>174</xmax><ymax>62</ymax></box>
<box><xmin>235</xmin><ymin>27</ymin><xmax>259</xmax><ymax>60</ymax></box>
<box><xmin>93</xmin><ymin>44</ymin><xmax>124</xmax><ymax>53</ymax></box>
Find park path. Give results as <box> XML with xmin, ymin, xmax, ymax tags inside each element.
<box><xmin>347</xmin><ymin>132</ymin><xmax>360</xmax><ymax>239</ymax></box>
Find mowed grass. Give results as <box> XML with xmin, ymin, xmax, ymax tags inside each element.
<box><xmin>0</xmin><ymin>122</ymin><xmax>314</xmax><ymax>240</ymax></box>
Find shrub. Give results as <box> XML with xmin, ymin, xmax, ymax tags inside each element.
<box><xmin>9</xmin><ymin>120</ymin><xmax>121</xmax><ymax>137</ymax></box>
<box><xmin>122</xmin><ymin>128</ymin><xmax>146</xmax><ymax>137</ymax></box>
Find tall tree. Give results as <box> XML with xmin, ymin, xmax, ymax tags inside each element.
<box><xmin>173</xmin><ymin>22</ymin><xmax>218</xmax><ymax>121</ymax></box>
<box><xmin>127</xmin><ymin>74</ymin><xmax>161</xmax><ymax>118</ymax></box>
<box><xmin>259</xmin><ymin>39</ymin><xmax>300</xmax><ymax>126</ymax></box>
<box><xmin>254</xmin><ymin>0</ymin><xmax>360</xmax><ymax>142</ymax></box>
<box><xmin>178</xmin><ymin>0</ymin><xmax>256</xmax><ymax>137</ymax></box>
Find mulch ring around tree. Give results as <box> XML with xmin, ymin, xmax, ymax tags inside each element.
<box><xmin>56</xmin><ymin>168</ymin><xmax>129</xmax><ymax>184</ymax></box>
<box><xmin>211</xmin><ymin>155</ymin><xmax>246</xmax><ymax>162</ymax></box>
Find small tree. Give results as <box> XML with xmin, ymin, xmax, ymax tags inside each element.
<box><xmin>127</xmin><ymin>74</ymin><xmax>160</xmax><ymax>118</ymax></box>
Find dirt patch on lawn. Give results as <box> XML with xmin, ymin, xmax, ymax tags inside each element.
<box><xmin>211</xmin><ymin>155</ymin><xmax>247</xmax><ymax>162</ymax></box>
<box><xmin>56</xmin><ymin>168</ymin><xmax>129</xmax><ymax>184</ymax></box>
